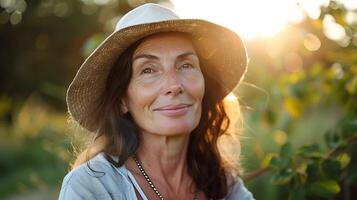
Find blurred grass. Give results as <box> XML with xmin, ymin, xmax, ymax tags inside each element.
<box><xmin>0</xmin><ymin>94</ymin><xmax>80</xmax><ymax>199</ymax></box>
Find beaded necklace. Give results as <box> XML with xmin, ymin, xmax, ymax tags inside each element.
<box><xmin>133</xmin><ymin>155</ymin><xmax>199</xmax><ymax>200</ymax></box>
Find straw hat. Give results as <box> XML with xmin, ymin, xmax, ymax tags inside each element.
<box><xmin>66</xmin><ymin>3</ymin><xmax>248</xmax><ymax>131</ymax></box>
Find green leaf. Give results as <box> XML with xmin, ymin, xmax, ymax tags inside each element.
<box><xmin>297</xmin><ymin>144</ymin><xmax>325</xmax><ymax>159</ymax></box>
<box><xmin>277</xmin><ymin>143</ymin><xmax>292</xmax><ymax>168</ymax></box>
<box><xmin>336</xmin><ymin>153</ymin><xmax>351</xmax><ymax>169</ymax></box>
<box><xmin>296</xmin><ymin>163</ymin><xmax>307</xmax><ymax>184</ymax></box>
<box><xmin>306</xmin><ymin>163</ymin><xmax>319</xmax><ymax>182</ymax></box>
<box><xmin>261</xmin><ymin>153</ymin><xmax>275</xmax><ymax>168</ymax></box>
<box><xmin>322</xmin><ymin>158</ymin><xmax>341</xmax><ymax>180</ymax></box>
<box><xmin>269</xmin><ymin>155</ymin><xmax>282</xmax><ymax>169</ymax></box>
<box><xmin>310</xmin><ymin>180</ymin><xmax>340</xmax><ymax>198</ymax></box>
<box><xmin>269</xmin><ymin>144</ymin><xmax>293</xmax><ymax>169</ymax></box>
<box><xmin>280</xmin><ymin>143</ymin><xmax>292</xmax><ymax>158</ymax></box>
<box><xmin>272</xmin><ymin>168</ymin><xmax>294</xmax><ymax>185</ymax></box>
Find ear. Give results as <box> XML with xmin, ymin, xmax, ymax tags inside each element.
<box><xmin>120</xmin><ymin>98</ymin><xmax>129</xmax><ymax>114</ymax></box>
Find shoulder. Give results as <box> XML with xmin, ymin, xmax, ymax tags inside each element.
<box><xmin>59</xmin><ymin>153</ymin><xmax>132</xmax><ymax>200</ymax></box>
<box><xmin>61</xmin><ymin>153</ymin><xmax>118</xmax><ymax>187</ymax></box>
<box><xmin>225</xmin><ymin>176</ymin><xmax>255</xmax><ymax>200</ymax></box>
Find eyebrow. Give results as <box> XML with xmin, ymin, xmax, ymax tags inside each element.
<box><xmin>132</xmin><ymin>54</ymin><xmax>159</xmax><ymax>62</ymax></box>
<box><xmin>177</xmin><ymin>52</ymin><xmax>197</xmax><ymax>59</ymax></box>
<box><xmin>132</xmin><ymin>52</ymin><xmax>198</xmax><ymax>62</ymax></box>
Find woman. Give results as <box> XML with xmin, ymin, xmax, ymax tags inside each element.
<box><xmin>59</xmin><ymin>3</ymin><xmax>254</xmax><ymax>200</ymax></box>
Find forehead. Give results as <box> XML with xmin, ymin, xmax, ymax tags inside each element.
<box><xmin>134</xmin><ymin>32</ymin><xmax>196</xmax><ymax>55</ymax></box>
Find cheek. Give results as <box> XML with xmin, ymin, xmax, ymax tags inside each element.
<box><xmin>183</xmin><ymin>73</ymin><xmax>205</xmax><ymax>101</ymax></box>
<box><xmin>126</xmin><ymin>81</ymin><xmax>158</xmax><ymax>110</ymax></box>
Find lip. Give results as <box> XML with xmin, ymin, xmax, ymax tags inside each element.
<box><xmin>153</xmin><ymin>104</ymin><xmax>192</xmax><ymax>117</ymax></box>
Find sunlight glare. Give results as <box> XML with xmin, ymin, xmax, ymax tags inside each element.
<box><xmin>171</xmin><ymin>0</ymin><xmax>296</xmax><ymax>39</ymax></box>
<box><xmin>225</xmin><ymin>92</ymin><xmax>238</xmax><ymax>102</ymax></box>
<box><xmin>223</xmin><ymin>92</ymin><xmax>240</xmax><ymax>128</ymax></box>
<box><xmin>339</xmin><ymin>0</ymin><xmax>357</xmax><ymax>9</ymax></box>
<box><xmin>170</xmin><ymin>0</ymin><xmax>336</xmax><ymax>39</ymax></box>
<box><xmin>323</xmin><ymin>14</ymin><xmax>346</xmax><ymax>41</ymax></box>
<box><xmin>345</xmin><ymin>11</ymin><xmax>357</xmax><ymax>24</ymax></box>
<box><xmin>297</xmin><ymin>0</ymin><xmax>329</xmax><ymax>19</ymax></box>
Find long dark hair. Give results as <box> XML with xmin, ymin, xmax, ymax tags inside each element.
<box><xmin>74</xmin><ymin>33</ymin><xmax>237</xmax><ymax>199</ymax></box>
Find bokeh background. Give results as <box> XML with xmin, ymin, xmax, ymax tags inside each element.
<box><xmin>0</xmin><ymin>0</ymin><xmax>356</xmax><ymax>199</ymax></box>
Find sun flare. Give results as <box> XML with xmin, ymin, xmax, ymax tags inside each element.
<box><xmin>169</xmin><ymin>0</ymin><xmax>332</xmax><ymax>39</ymax></box>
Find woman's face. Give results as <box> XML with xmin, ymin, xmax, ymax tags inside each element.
<box><xmin>123</xmin><ymin>32</ymin><xmax>205</xmax><ymax>136</ymax></box>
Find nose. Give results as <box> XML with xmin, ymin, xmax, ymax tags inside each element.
<box><xmin>164</xmin><ymin>71</ymin><xmax>183</xmax><ymax>96</ymax></box>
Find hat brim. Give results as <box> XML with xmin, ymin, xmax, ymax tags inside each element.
<box><xmin>66</xmin><ymin>19</ymin><xmax>248</xmax><ymax>131</ymax></box>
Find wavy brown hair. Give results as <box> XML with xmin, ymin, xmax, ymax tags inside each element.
<box><xmin>72</xmin><ymin>33</ymin><xmax>239</xmax><ymax>199</ymax></box>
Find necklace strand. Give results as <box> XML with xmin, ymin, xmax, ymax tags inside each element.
<box><xmin>133</xmin><ymin>155</ymin><xmax>199</xmax><ymax>200</ymax></box>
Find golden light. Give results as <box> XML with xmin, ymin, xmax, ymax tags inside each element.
<box><xmin>284</xmin><ymin>52</ymin><xmax>303</xmax><ymax>72</ymax></box>
<box><xmin>304</xmin><ymin>33</ymin><xmax>321</xmax><ymax>51</ymax></box>
<box><xmin>323</xmin><ymin>14</ymin><xmax>347</xmax><ymax>41</ymax></box>
<box><xmin>169</xmin><ymin>0</ymin><xmax>338</xmax><ymax>39</ymax></box>
<box><xmin>224</xmin><ymin>92</ymin><xmax>238</xmax><ymax>102</ymax></box>
<box><xmin>223</xmin><ymin>93</ymin><xmax>241</xmax><ymax>131</ymax></box>
<box><xmin>219</xmin><ymin>92</ymin><xmax>242</xmax><ymax>161</ymax></box>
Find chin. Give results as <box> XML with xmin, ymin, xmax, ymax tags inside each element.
<box><xmin>158</xmin><ymin>123</ymin><xmax>197</xmax><ymax>136</ymax></box>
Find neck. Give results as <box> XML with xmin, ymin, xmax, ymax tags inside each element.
<box><xmin>135</xmin><ymin>132</ymin><xmax>192</xmax><ymax>192</ymax></box>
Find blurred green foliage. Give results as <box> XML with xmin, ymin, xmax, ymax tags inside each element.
<box><xmin>238</xmin><ymin>1</ymin><xmax>357</xmax><ymax>199</ymax></box>
<box><xmin>0</xmin><ymin>94</ymin><xmax>70</xmax><ymax>198</ymax></box>
<box><xmin>0</xmin><ymin>0</ymin><xmax>356</xmax><ymax>199</ymax></box>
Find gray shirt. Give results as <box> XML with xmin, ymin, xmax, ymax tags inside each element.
<box><xmin>59</xmin><ymin>153</ymin><xmax>255</xmax><ymax>200</ymax></box>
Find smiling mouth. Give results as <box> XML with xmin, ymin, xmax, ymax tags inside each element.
<box><xmin>154</xmin><ymin>104</ymin><xmax>192</xmax><ymax>111</ymax></box>
<box><xmin>153</xmin><ymin>104</ymin><xmax>192</xmax><ymax>116</ymax></box>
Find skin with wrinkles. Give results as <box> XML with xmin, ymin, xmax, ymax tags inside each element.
<box><xmin>122</xmin><ymin>32</ymin><xmax>207</xmax><ymax>200</ymax></box>
<box><xmin>123</xmin><ymin>32</ymin><xmax>205</xmax><ymax>136</ymax></box>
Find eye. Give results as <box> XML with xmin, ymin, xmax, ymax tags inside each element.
<box><xmin>140</xmin><ymin>67</ymin><xmax>155</xmax><ymax>74</ymax></box>
<box><xmin>179</xmin><ymin>63</ymin><xmax>195</xmax><ymax>70</ymax></box>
